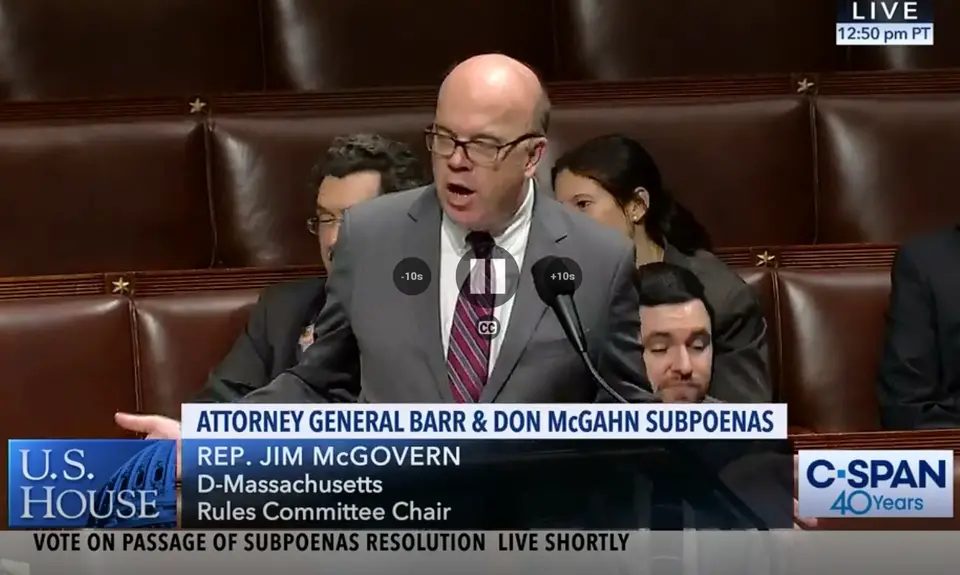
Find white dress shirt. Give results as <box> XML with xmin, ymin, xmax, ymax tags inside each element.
<box><xmin>439</xmin><ymin>180</ymin><xmax>535</xmax><ymax>373</ymax></box>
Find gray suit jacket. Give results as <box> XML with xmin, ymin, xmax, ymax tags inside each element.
<box><xmin>664</xmin><ymin>245</ymin><xmax>773</xmax><ymax>403</ymax></box>
<box><xmin>242</xmin><ymin>185</ymin><xmax>657</xmax><ymax>403</ymax></box>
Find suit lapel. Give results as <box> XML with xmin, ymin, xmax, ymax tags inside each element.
<box><xmin>284</xmin><ymin>280</ymin><xmax>328</xmax><ymax>372</ymax></box>
<box><xmin>481</xmin><ymin>193</ymin><xmax>568</xmax><ymax>402</ymax></box>
<box><xmin>404</xmin><ymin>187</ymin><xmax>454</xmax><ymax>401</ymax></box>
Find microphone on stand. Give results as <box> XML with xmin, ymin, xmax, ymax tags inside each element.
<box><xmin>530</xmin><ymin>255</ymin><xmax>773</xmax><ymax>530</ymax></box>
<box><xmin>530</xmin><ymin>256</ymin><xmax>627</xmax><ymax>401</ymax></box>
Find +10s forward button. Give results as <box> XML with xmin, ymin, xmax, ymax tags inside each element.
<box><xmin>544</xmin><ymin>256</ymin><xmax>583</xmax><ymax>295</ymax></box>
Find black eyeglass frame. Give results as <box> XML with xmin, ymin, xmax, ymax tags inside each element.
<box><xmin>424</xmin><ymin>128</ymin><xmax>544</xmax><ymax>165</ymax></box>
<box><xmin>306</xmin><ymin>214</ymin><xmax>344</xmax><ymax>236</ymax></box>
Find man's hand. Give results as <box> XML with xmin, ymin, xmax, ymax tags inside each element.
<box><xmin>793</xmin><ymin>454</ymin><xmax>818</xmax><ymax>529</ymax></box>
<box><xmin>115</xmin><ymin>413</ymin><xmax>182</xmax><ymax>480</ymax></box>
<box><xmin>115</xmin><ymin>413</ymin><xmax>181</xmax><ymax>439</ymax></box>
<box><xmin>794</xmin><ymin>499</ymin><xmax>818</xmax><ymax>529</ymax></box>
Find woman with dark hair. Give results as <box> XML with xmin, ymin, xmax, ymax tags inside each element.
<box><xmin>552</xmin><ymin>134</ymin><xmax>771</xmax><ymax>403</ymax></box>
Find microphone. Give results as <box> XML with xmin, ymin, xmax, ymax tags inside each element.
<box><xmin>531</xmin><ymin>257</ymin><xmax>587</xmax><ymax>352</ymax></box>
<box><xmin>531</xmin><ymin>256</ymin><xmax>624</xmax><ymax>401</ymax></box>
<box><xmin>531</xmin><ymin>256</ymin><xmax>775</xmax><ymax>530</ymax></box>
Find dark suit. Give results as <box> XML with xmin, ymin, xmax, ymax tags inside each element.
<box><xmin>194</xmin><ymin>278</ymin><xmax>330</xmax><ymax>402</ymax></box>
<box><xmin>878</xmin><ymin>227</ymin><xmax>960</xmax><ymax>430</ymax></box>
<box><xmin>664</xmin><ymin>244</ymin><xmax>773</xmax><ymax>402</ymax></box>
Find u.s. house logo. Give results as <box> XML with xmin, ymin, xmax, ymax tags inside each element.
<box><xmin>798</xmin><ymin>450</ymin><xmax>954</xmax><ymax>518</ymax></box>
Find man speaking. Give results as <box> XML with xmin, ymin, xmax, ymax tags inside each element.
<box><xmin>118</xmin><ymin>53</ymin><xmax>653</xmax><ymax>437</ymax></box>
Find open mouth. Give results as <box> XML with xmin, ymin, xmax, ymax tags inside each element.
<box><xmin>448</xmin><ymin>183</ymin><xmax>475</xmax><ymax>196</ymax></box>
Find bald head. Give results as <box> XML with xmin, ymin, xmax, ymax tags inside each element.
<box><xmin>440</xmin><ymin>54</ymin><xmax>550</xmax><ymax>133</ymax></box>
<box><xmin>430</xmin><ymin>54</ymin><xmax>550</xmax><ymax>233</ymax></box>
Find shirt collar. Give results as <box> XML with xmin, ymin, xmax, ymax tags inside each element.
<box><xmin>442</xmin><ymin>179</ymin><xmax>535</xmax><ymax>254</ymax></box>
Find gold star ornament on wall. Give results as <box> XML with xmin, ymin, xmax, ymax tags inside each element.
<box><xmin>188</xmin><ymin>98</ymin><xmax>207</xmax><ymax>114</ymax></box>
<box><xmin>111</xmin><ymin>277</ymin><xmax>130</xmax><ymax>294</ymax></box>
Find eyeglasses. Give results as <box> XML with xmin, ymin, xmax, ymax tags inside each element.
<box><xmin>424</xmin><ymin>129</ymin><xmax>543</xmax><ymax>166</ymax></box>
<box><xmin>306</xmin><ymin>214</ymin><xmax>342</xmax><ymax>236</ymax></box>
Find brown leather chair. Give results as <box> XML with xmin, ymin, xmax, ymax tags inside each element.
<box><xmin>0</xmin><ymin>0</ymin><xmax>264</xmax><ymax>100</ymax></box>
<box><xmin>0</xmin><ymin>284</ymin><xmax>263</xmax><ymax>527</ymax></box>
<box><xmin>0</xmin><ymin>117</ymin><xmax>212</xmax><ymax>276</ymax></box>
<box><xmin>0</xmin><ymin>284</ymin><xmax>265</xmax><ymax>443</ymax></box>
<box><xmin>736</xmin><ymin>268</ymin><xmax>780</xmax><ymax>397</ymax></box>
<box><xmin>778</xmin><ymin>268</ymin><xmax>890</xmax><ymax>432</ymax></box>
<box><xmin>0</xmin><ymin>295</ymin><xmax>139</xmax><ymax>528</ymax></box>
<box><xmin>816</xmin><ymin>96</ymin><xmax>960</xmax><ymax>243</ymax></box>
<box><xmin>135</xmin><ymin>290</ymin><xmax>260</xmax><ymax>417</ymax></box>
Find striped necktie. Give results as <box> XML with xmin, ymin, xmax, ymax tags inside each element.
<box><xmin>446</xmin><ymin>231</ymin><xmax>496</xmax><ymax>403</ymax></box>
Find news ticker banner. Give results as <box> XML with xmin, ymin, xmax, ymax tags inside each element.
<box><xmin>835</xmin><ymin>0</ymin><xmax>933</xmax><ymax>45</ymax></box>
<box><xmin>9</xmin><ymin>404</ymin><xmax>793</xmax><ymax>529</ymax></box>
<box><xmin>1</xmin><ymin>531</ymin><xmax>958</xmax><ymax>575</ymax></box>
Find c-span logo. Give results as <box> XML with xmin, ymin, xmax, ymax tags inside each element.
<box><xmin>798</xmin><ymin>450</ymin><xmax>953</xmax><ymax>518</ymax></box>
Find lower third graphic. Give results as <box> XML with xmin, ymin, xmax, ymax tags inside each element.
<box><xmin>798</xmin><ymin>449</ymin><xmax>954</xmax><ymax>518</ymax></box>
